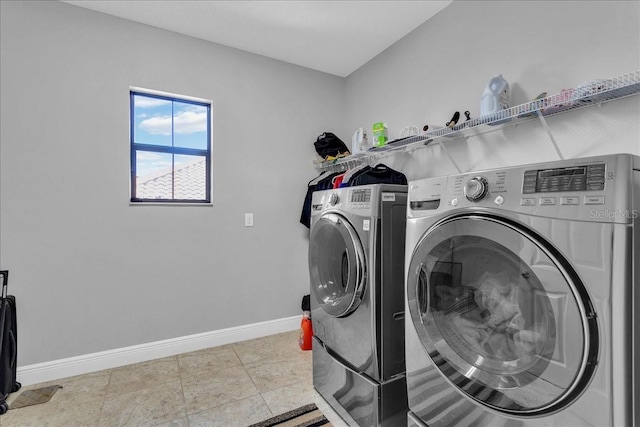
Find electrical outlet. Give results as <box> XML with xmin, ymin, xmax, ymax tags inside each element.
<box><xmin>245</xmin><ymin>213</ymin><xmax>254</xmax><ymax>227</ymax></box>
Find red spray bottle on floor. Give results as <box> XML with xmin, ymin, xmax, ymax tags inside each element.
<box><xmin>299</xmin><ymin>311</ymin><xmax>313</xmax><ymax>350</ymax></box>
<box><xmin>299</xmin><ymin>294</ymin><xmax>313</xmax><ymax>350</ymax></box>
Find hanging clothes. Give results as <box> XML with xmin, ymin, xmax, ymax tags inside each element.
<box><xmin>339</xmin><ymin>164</ymin><xmax>368</xmax><ymax>188</ymax></box>
<box><xmin>315</xmin><ymin>172</ymin><xmax>341</xmax><ymax>191</ymax></box>
<box><xmin>299</xmin><ymin>171</ymin><xmax>341</xmax><ymax>229</ymax></box>
<box><xmin>308</xmin><ymin>170</ymin><xmax>331</xmax><ymax>186</ymax></box>
<box><xmin>349</xmin><ymin>164</ymin><xmax>407</xmax><ymax>187</ymax></box>
<box><xmin>332</xmin><ymin>173</ymin><xmax>346</xmax><ymax>189</ymax></box>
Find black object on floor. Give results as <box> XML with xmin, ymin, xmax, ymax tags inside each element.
<box><xmin>301</xmin><ymin>294</ymin><xmax>311</xmax><ymax>312</ymax></box>
<box><xmin>248</xmin><ymin>403</ymin><xmax>331</xmax><ymax>427</ymax></box>
<box><xmin>0</xmin><ymin>270</ymin><xmax>21</xmax><ymax>415</ymax></box>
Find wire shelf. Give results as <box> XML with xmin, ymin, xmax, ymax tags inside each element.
<box><xmin>313</xmin><ymin>70</ymin><xmax>640</xmax><ymax>172</ymax></box>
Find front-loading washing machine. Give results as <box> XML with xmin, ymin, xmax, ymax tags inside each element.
<box><xmin>404</xmin><ymin>154</ymin><xmax>640</xmax><ymax>426</ymax></box>
<box><xmin>309</xmin><ymin>184</ymin><xmax>408</xmax><ymax>426</ymax></box>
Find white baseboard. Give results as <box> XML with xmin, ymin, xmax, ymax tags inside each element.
<box><xmin>17</xmin><ymin>315</ymin><xmax>300</xmax><ymax>386</ymax></box>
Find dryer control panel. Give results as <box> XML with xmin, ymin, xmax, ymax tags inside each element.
<box><xmin>349</xmin><ymin>188</ymin><xmax>371</xmax><ymax>206</ymax></box>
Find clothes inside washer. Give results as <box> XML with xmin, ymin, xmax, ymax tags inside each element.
<box><xmin>437</xmin><ymin>270</ymin><xmax>550</xmax><ymax>363</ymax></box>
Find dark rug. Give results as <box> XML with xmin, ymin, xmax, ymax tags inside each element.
<box><xmin>249</xmin><ymin>403</ymin><xmax>331</xmax><ymax>427</ymax></box>
<box><xmin>9</xmin><ymin>385</ymin><xmax>63</xmax><ymax>410</ymax></box>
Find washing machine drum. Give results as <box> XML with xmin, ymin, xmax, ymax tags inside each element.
<box><xmin>309</xmin><ymin>213</ymin><xmax>366</xmax><ymax>318</ymax></box>
<box><xmin>407</xmin><ymin>213</ymin><xmax>598</xmax><ymax>416</ymax></box>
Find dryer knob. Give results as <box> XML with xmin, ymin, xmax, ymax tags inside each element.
<box><xmin>464</xmin><ymin>176</ymin><xmax>489</xmax><ymax>201</ymax></box>
<box><xmin>329</xmin><ymin>193</ymin><xmax>340</xmax><ymax>206</ymax></box>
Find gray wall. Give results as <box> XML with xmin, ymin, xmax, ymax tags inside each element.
<box><xmin>1</xmin><ymin>0</ymin><xmax>639</xmax><ymax>369</ymax></box>
<box><xmin>344</xmin><ymin>0</ymin><xmax>640</xmax><ymax>179</ymax></box>
<box><xmin>0</xmin><ymin>1</ymin><xmax>344</xmax><ymax>366</ymax></box>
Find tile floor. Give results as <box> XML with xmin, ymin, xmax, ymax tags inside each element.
<box><xmin>0</xmin><ymin>330</ymin><xmax>349</xmax><ymax>427</ymax></box>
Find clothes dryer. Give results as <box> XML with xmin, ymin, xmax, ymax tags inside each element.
<box><xmin>405</xmin><ymin>154</ymin><xmax>640</xmax><ymax>426</ymax></box>
<box><xmin>309</xmin><ymin>184</ymin><xmax>408</xmax><ymax>426</ymax></box>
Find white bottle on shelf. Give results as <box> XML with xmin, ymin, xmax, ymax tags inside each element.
<box><xmin>359</xmin><ymin>129</ymin><xmax>369</xmax><ymax>152</ymax></box>
<box><xmin>480</xmin><ymin>74</ymin><xmax>511</xmax><ymax>117</ymax></box>
<box><xmin>352</xmin><ymin>128</ymin><xmax>368</xmax><ymax>154</ymax></box>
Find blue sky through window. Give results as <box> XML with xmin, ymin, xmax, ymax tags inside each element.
<box><xmin>133</xmin><ymin>94</ymin><xmax>209</xmax><ymax>177</ymax></box>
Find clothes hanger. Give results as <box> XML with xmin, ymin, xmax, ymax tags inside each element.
<box><xmin>308</xmin><ymin>170</ymin><xmax>330</xmax><ymax>186</ymax></box>
<box><xmin>372</xmin><ymin>163</ymin><xmax>389</xmax><ymax>171</ymax></box>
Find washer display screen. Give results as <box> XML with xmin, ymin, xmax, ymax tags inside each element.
<box><xmin>523</xmin><ymin>163</ymin><xmax>605</xmax><ymax>193</ymax></box>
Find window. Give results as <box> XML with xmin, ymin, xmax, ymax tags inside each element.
<box><xmin>130</xmin><ymin>88</ymin><xmax>211</xmax><ymax>203</ymax></box>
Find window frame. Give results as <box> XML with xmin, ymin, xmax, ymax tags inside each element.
<box><xmin>129</xmin><ymin>87</ymin><xmax>212</xmax><ymax>204</ymax></box>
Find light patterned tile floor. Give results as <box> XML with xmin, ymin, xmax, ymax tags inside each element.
<box><xmin>0</xmin><ymin>330</ymin><xmax>349</xmax><ymax>427</ymax></box>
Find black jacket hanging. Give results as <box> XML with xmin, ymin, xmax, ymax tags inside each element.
<box><xmin>349</xmin><ymin>164</ymin><xmax>407</xmax><ymax>187</ymax></box>
<box><xmin>299</xmin><ymin>172</ymin><xmax>341</xmax><ymax>229</ymax></box>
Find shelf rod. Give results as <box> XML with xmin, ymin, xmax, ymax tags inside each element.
<box><xmin>436</xmin><ymin>139</ymin><xmax>462</xmax><ymax>173</ymax></box>
<box><xmin>536</xmin><ymin>110</ymin><xmax>564</xmax><ymax>160</ymax></box>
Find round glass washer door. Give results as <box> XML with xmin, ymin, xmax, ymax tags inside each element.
<box><xmin>407</xmin><ymin>213</ymin><xmax>598</xmax><ymax>416</ymax></box>
<box><xmin>309</xmin><ymin>213</ymin><xmax>366</xmax><ymax>318</ymax></box>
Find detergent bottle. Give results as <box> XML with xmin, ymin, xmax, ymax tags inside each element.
<box><xmin>299</xmin><ymin>295</ymin><xmax>313</xmax><ymax>351</ymax></box>
<box><xmin>480</xmin><ymin>74</ymin><xmax>511</xmax><ymax>120</ymax></box>
<box><xmin>299</xmin><ymin>311</ymin><xmax>313</xmax><ymax>351</ymax></box>
<box><xmin>372</xmin><ymin>122</ymin><xmax>388</xmax><ymax>147</ymax></box>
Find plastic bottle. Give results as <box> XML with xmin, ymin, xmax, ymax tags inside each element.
<box><xmin>351</xmin><ymin>128</ymin><xmax>367</xmax><ymax>155</ymax></box>
<box><xmin>480</xmin><ymin>75</ymin><xmax>511</xmax><ymax>119</ymax></box>
<box><xmin>359</xmin><ymin>129</ymin><xmax>369</xmax><ymax>153</ymax></box>
<box><xmin>299</xmin><ymin>311</ymin><xmax>313</xmax><ymax>351</ymax></box>
<box><xmin>372</xmin><ymin>122</ymin><xmax>388</xmax><ymax>147</ymax></box>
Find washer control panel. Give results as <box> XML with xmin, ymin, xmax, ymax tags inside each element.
<box><xmin>464</xmin><ymin>176</ymin><xmax>489</xmax><ymax>201</ymax></box>
<box><xmin>451</xmin><ymin>171</ymin><xmax>507</xmax><ymax>205</ymax></box>
<box><xmin>523</xmin><ymin>163</ymin><xmax>605</xmax><ymax>194</ymax></box>
<box><xmin>408</xmin><ymin>154</ymin><xmax>636</xmax><ymax>224</ymax></box>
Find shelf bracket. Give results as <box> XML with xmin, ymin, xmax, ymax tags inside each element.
<box><xmin>536</xmin><ymin>110</ymin><xmax>564</xmax><ymax>160</ymax></box>
<box><xmin>436</xmin><ymin>139</ymin><xmax>462</xmax><ymax>173</ymax></box>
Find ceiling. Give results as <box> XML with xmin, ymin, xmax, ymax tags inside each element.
<box><xmin>61</xmin><ymin>1</ymin><xmax>452</xmax><ymax>77</ymax></box>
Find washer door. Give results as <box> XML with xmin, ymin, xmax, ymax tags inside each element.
<box><xmin>309</xmin><ymin>213</ymin><xmax>366</xmax><ymax>318</ymax></box>
<box><xmin>407</xmin><ymin>213</ymin><xmax>598</xmax><ymax>416</ymax></box>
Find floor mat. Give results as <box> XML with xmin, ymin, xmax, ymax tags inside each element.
<box><xmin>9</xmin><ymin>385</ymin><xmax>63</xmax><ymax>410</ymax></box>
<box><xmin>248</xmin><ymin>403</ymin><xmax>332</xmax><ymax>427</ymax></box>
